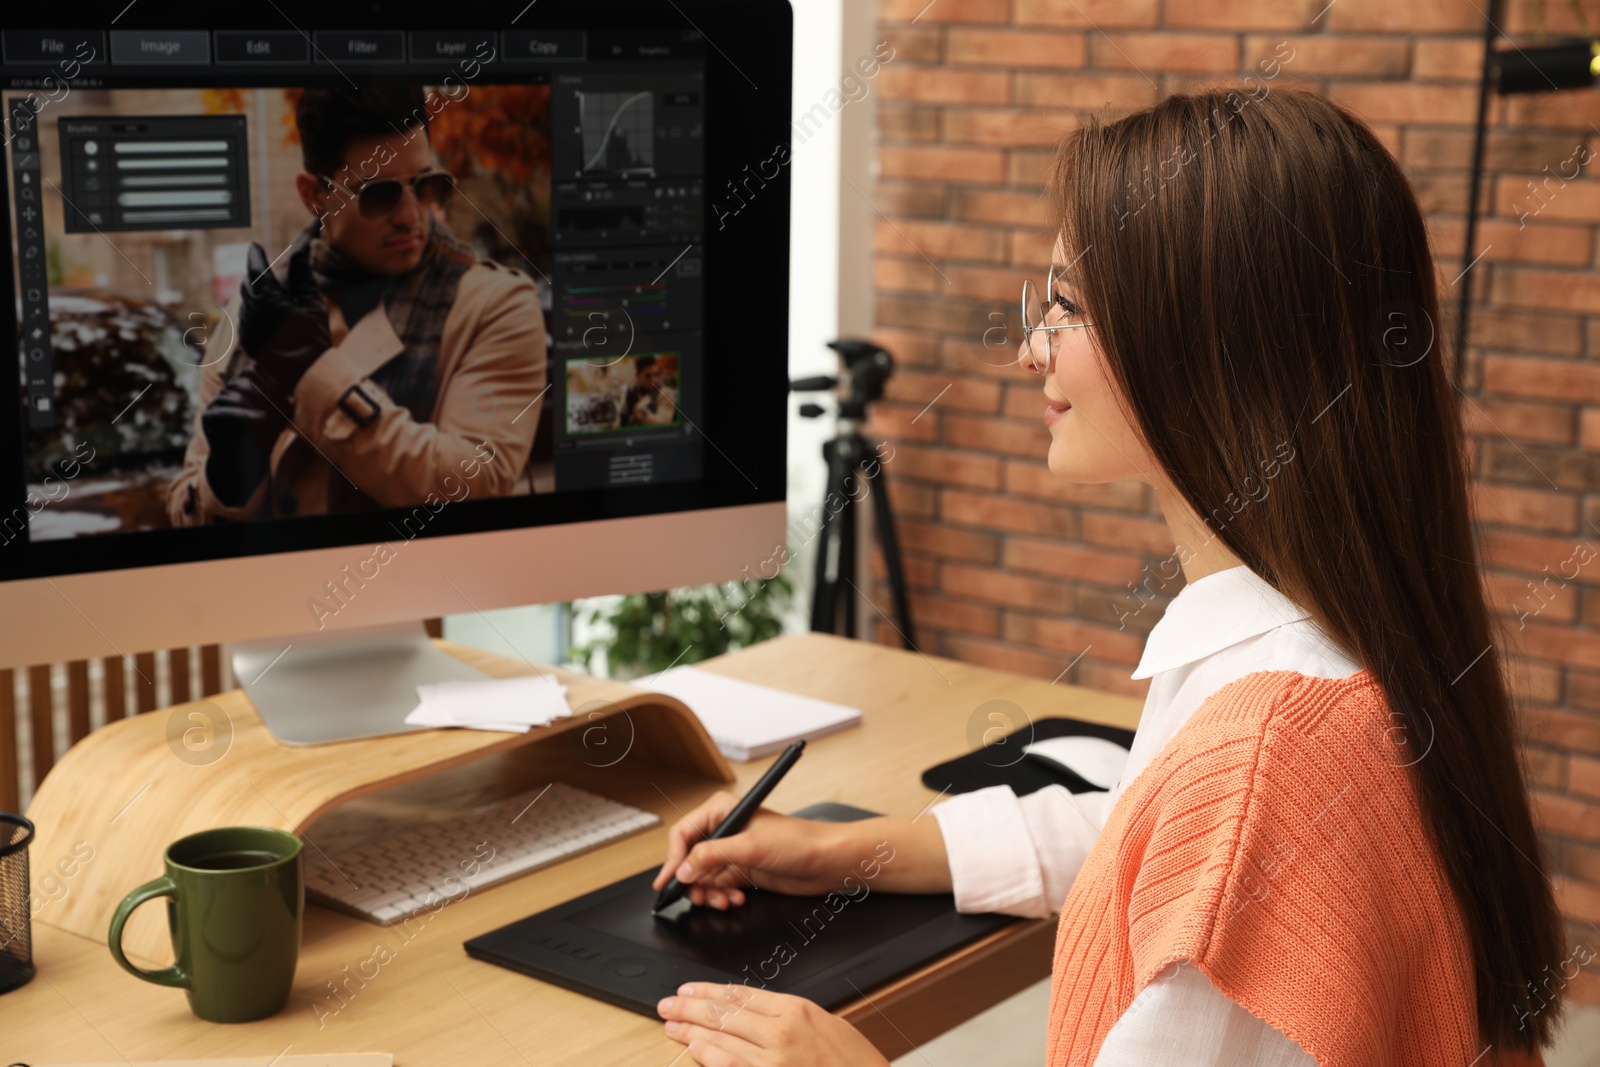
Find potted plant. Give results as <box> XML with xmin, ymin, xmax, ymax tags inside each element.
<box><xmin>571</xmin><ymin>568</ymin><xmax>796</xmax><ymax>680</ymax></box>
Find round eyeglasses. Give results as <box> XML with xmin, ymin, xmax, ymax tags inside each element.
<box><xmin>1021</xmin><ymin>265</ymin><xmax>1094</xmax><ymax>374</ymax></box>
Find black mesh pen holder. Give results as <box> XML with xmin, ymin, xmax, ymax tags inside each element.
<box><xmin>0</xmin><ymin>813</ymin><xmax>35</xmax><ymax>994</ymax></box>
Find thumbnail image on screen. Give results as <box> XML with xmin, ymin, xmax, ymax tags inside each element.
<box><xmin>10</xmin><ymin>83</ymin><xmax>554</xmax><ymax>541</ymax></box>
<box><xmin>565</xmin><ymin>352</ymin><xmax>679</xmax><ymax>435</ymax></box>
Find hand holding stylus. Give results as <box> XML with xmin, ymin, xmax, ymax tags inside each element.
<box><xmin>650</xmin><ymin>738</ymin><xmax>959</xmax><ymax>912</ymax></box>
<box><xmin>652</xmin><ymin>741</ymin><xmax>832</xmax><ymax>912</ymax></box>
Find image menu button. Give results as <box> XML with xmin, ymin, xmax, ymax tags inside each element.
<box><xmin>109</xmin><ymin>31</ymin><xmax>212</xmax><ymax>65</ymax></box>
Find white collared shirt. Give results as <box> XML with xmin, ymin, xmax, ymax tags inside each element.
<box><xmin>931</xmin><ymin>564</ymin><xmax>1360</xmax><ymax>1066</ymax></box>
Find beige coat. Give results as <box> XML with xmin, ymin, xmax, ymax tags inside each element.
<box><xmin>167</xmin><ymin>260</ymin><xmax>547</xmax><ymax>524</ymax></box>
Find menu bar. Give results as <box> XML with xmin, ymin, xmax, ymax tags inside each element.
<box><xmin>0</xmin><ymin>29</ymin><xmax>709</xmax><ymax>67</ymax></box>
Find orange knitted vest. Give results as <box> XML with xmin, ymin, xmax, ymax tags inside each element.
<box><xmin>1044</xmin><ymin>669</ymin><xmax>1547</xmax><ymax>1067</ymax></box>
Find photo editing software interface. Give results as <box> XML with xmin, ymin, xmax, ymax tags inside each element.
<box><xmin>3</xmin><ymin>28</ymin><xmax>706</xmax><ymax>543</ymax></box>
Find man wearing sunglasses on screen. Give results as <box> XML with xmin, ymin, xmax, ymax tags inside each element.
<box><xmin>167</xmin><ymin>85</ymin><xmax>547</xmax><ymax>525</ymax></box>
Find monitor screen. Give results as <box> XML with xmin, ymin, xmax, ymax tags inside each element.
<box><xmin>0</xmin><ymin>5</ymin><xmax>788</xmax><ymax>594</ymax></box>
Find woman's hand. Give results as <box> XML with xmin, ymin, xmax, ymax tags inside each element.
<box><xmin>652</xmin><ymin>790</ymin><xmax>861</xmax><ymax>908</ymax></box>
<box><xmin>658</xmin><ymin>982</ymin><xmax>891</xmax><ymax>1067</ymax></box>
<box><xmin>653</xmin><ymin>791</ymin><xmax>956</xmax><ymax>908</ymax></box>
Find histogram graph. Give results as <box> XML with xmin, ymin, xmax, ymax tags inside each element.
<box><xmin>579</xmin><ymin>90</ymin><xmax>656</xmax><ymax>178</ymax></box>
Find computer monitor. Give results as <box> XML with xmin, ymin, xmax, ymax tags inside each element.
<box><xmin>0</xmin><ymin>1</ymin><xmax>793</xmax><ymax>743</ymax></box>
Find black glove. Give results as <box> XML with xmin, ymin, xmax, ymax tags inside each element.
<box><xmin>200</xmin><ymin>369</ymin><xmax>287</xmax><ymax>508</ymax></box>
<box><xmin>238</xmin><ymin>241</ymin><xmax>332</xmax><ymax>405</ymax></box>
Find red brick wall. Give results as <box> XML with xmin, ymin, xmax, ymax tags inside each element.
<box><xmin>866</xmin><ymin>0</ymin><xmax>1600</xmax><ymax>1000</ymax></box>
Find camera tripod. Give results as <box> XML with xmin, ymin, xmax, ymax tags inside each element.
<box><xmin>792</xmin><ymin>339</ymin><xmax>917</xmax><ymax>649</ymax></box>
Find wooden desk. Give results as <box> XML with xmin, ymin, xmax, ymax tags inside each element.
<box><xmin>7</xmin><ymin>632</ymin><xmax>1141</xmax><ymax>1065</ymax></box>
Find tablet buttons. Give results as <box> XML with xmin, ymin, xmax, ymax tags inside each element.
<box><xmin>609</xmin><ymin>958</ymin><xmax>651</xmax><ymax>978</ymax></box>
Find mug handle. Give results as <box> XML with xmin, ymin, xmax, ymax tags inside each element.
<box><xmin>107</xmin><ymin>875</ymin><xmax>189</xmax><ymax>988</ymax></box>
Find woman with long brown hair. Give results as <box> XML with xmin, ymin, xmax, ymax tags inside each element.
<box><xmin>651</xmin><ymin>85</ymin><xmax>1568</xmax><ymax>1067</ymax></box>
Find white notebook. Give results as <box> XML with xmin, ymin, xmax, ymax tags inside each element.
<box><xmin>640</xmin><ymin>666</ymin><xmax>862</xmax><ymax>761</ymax></box>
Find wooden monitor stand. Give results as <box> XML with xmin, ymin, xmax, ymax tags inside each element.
<box><xmin>24</xmin><ymin>639</ymin><xmax>734</xmax><ymax>964</ymax></box>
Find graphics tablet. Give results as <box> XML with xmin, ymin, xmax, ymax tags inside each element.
<box><xmin>463</xmin><ymin>802</ymin><xmax>1019</xmax><ymax>1015</ymax></box>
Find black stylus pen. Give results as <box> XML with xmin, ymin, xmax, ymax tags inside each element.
<box><xmin>652</xmin><ymin>738</ymin><xmax>806</xmax><ymax>914</ymax></box>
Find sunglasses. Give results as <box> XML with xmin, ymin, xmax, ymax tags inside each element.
<box><xmin>319</xmin><ymin>168</ymin><xmax>455</xmax><ymax>220</ymax></box>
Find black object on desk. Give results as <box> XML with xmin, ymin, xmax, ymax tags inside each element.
<box><xmin>652</xmin><ymin>738</ymin><xmax>805</xmax><ymax>913</ymax></box>
<box><xmin>921</xmin><ymin>716</ymin><xmax>1136</xmax><ymax>798</ymax></box>
<box><xmin>0</xmin><ymin>812</ymin><xmax>36</xmax><ymax>994</ymax></box>
<box><xmin>464</xmin><ymin>802</ymin><xmax>1017</xmax><ymax>1016</ymax></box>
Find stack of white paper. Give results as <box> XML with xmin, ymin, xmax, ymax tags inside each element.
<box><xmin>639</xmin><ymin>666</ymin><xmax>862</xmax><ymax>761</ymax></box>
<box><xmin>403</xmin><ymin>673</ymin><xmax>572</xmax><ymax>733</ymax></box>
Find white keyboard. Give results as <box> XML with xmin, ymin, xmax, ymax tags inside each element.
<box><xmin>304</xmin><ymin>782</ymin><xmax>661</xmax><ymax>924</ymax></box>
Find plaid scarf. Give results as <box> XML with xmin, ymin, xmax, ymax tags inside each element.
<box><xmin>294</xmin><ymin>216</ymin><xmax>476</xmax><ymax>512</ymax></box>
<box><xmin>304</xmin><ymin>215</ymin><xmax>476</xmax><ymax>421</ymax></box>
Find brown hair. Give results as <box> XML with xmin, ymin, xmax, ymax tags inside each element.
<box><xmin>1046</xmin><ymin>86</ymin><xmax>1566</xmax><ymax>1053</ymax></box>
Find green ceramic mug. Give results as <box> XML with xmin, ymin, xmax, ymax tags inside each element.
<box><xmin>108</xmin><ymin>825</ymin><xmax>303</xmax><ymax>1023</ymax></box>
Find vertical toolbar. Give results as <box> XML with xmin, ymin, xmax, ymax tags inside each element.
<box><xmin>9</xmin><ymin>97</ymin><xmax>53</xmax><ymax>429</ymax></box>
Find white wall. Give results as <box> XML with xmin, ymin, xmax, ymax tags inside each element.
<box><xmin>782</xmin><ymin>0</ymin><xmax>880</xmax><ymax>636</ymax></box>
